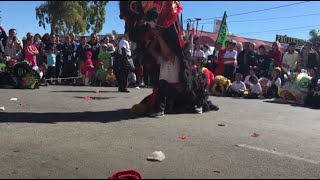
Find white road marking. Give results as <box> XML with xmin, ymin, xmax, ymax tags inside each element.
<box><xmin>236</xmin><ymin>144</ymin><xmax>320</xmax><ymax>165</ymax></box>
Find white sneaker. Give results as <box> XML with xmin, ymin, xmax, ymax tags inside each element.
<box><xmin>150</xmin><ymin>111</ymin><xmax>165</xmax><ymax>118</ymax></box>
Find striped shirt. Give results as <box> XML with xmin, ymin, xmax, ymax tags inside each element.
<box><xmin>5</xmin><ymin>38</ymin><xmax>23</xmax><ymax>59</ymax></box>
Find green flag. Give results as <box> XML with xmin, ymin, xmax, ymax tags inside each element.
<box><xmin>216</xmin><ymin>11</ymin><xmax>228</xmax><ymax>49</ymax></box>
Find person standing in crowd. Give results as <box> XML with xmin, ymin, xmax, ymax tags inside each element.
<box><xmin>88</xmin><ymin>33</ymin><xmax>100</xmax><ymax>70</ymax></box>
<box><xmin>202</xmin><ymin>44</ymin><xmax>212</xmax><ymax>68</ymax></box>
<box><xmin>33</xmin><ymin>33</ymin><xmax>46</xmax><ymax>65</ymax></box>
<box><xmin>45</xmin><ymin>46</ymin><xmax>59</xmax><ymax>85</ymax></box>
<box><xmin>76</xmin><ymin>36</ymin><xmax>92</xmax><ymax>78</ymax></box>
<box><xmin>55</xmin><ymin>34</ymin><xmax>63</xmax><ymax>80</ymax></box>
<box><xmin>98</xmin><ymin>44</ymin><xmax>112</xmax><ymax>69</ymax></box>
<box><xmin>193</xmin><ymin>44</ymin><xmax>205</xmax><ymax>68</ymax></box>
<box><xmin>114</xmin><ymin>33</ymin><xmax>131</xmax><ymax>92</ymax></box>
<box><xmin>24</xmin><ymin>36</ymin><xmax>39</xmax><ymax>69</ymax></box>
<box><xmin>312</xmin><ymin>42</ymin><xmax>320</xmax><ymax>56</ymax></box>
<box><xmin>22</xmin><ymin>32</ymin><xmax>33</xmax><ymax>46</ymax></box>
<box><xmin>223</xmin><ymin>40</ymin><xmax>237</xmax><ymax>80</ymax></box>
<box><xmin>70</xmin><ymin>33</ymin><xmax>79</xmax><ymax>78</ymax></box>
<box><xmin>304</xmin><ymin>42</ymin><xmax>320</xmax><ymax>70</ymax></box>
<box><xmin>235</xmin><ymin>42</ymin><xmax>243</xmax><ymax>54</ymax></box>
<box><xmin>268</xmin><ymin>41</ymin><xmax>283</xmax><ymax>68</ymax></box>
<box><xmin>237</xmin><ymin>42</ymin><xmax>251</xmax><ymax>77</ymax></box>
<box><xmin>212</xmin><ymin>42</ymin><xmax>226</xmax><ymax>76</ymax></box>
<box><xmin>256</xmin><ymin>45</ymin><xmax>270</xmax><ymax>77</ymax></box>
<box><xmin>42</xmin><ymin>33</ymin><xmax>51</xmax><ymax>47</ymax></box>
<box><xmin>282</xmin><ymin>42</ymin><xmax>299</xmax><ymax>73</ymax></box>
<box><xmin>80</xmin><ymin>51</ymin><xmax>94</xmax><ymax>86</ymax></box>
<box><xmin>5</xmin><ymin>29</ymin><xmax>23</xmax><ymax>60</ymax></box>
<box><xmin>61</xmin><ymin>35</ymin><xmax>74</xmax><ymax>84</ymax></box>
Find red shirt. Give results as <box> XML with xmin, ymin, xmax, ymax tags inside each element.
<box><xmin>268</xmin><ymin>50</ymin><xmax>282</xmax><ymax>67</ymax></box>
<box><xmin>215</xmin><ymin>49</ymin><xmax>226</xmax><ymax>76</ymax></box>
<box><xmin>24</xmin><ymin>44</ymin><xmax>38</xmax><ymax>67</ymax></box>
<box><xmin>80</xmin><ymin>59</ymin><xmax>94</xmax><ymax>75</ymax></box>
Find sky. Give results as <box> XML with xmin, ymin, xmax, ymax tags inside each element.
<box><xmin>0</xmin><ymin>1</ymin><xmax>319</xmax><ymax>42</ymax></box>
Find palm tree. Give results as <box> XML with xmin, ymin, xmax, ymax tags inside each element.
<box><xmin>309</xmin><ymin>29</ymin><xmax>320</xmax><ymax>43</ymax></box>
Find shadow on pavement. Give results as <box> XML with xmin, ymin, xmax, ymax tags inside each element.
<box><xmin>74</xmin><ymin>96</ymin><xmax>119</xmax><ymax>100</ymax></box>
<box><xmin>0</xmin><ymin>109</ymin><xmax>144</xmax><ymax>124</ymax></box>
<box><xmin>50</xmin><ymin>90</ymin><xmax>118</xmax><ymax>93</ymax></box>
<box><xmin>264</xmin><ymin>100</ymin><xmax>320</xmax><ymax>110</ymax></box>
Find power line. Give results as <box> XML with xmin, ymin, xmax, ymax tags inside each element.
<box><xmin>235</xmin><ymin>24</ymin><xmax>320</xmax><ymax>35</ymax></box>
<box><xmin>199</xmin><ymin>13</ymin><xmax>320</xmax><ymax>24</ymax></box>
<box><xmin>200</xmin><ymin>1</ymin><xmax>310</xmax><ymax>21</ymax></box>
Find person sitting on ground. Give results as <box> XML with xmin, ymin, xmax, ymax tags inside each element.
<box><xmin>105</xmin><ymin>67</ymin><xmax>117</xmax><ymax>87</ymax></box>
<box><xmin>267</xmin><ymin>58</ymin><xmax>275</xmax><ymax>79</ymax></box>
<box><xmin>227</xmin><ymin>73</ymin><xmax>246</xmax><ymax>97</ymax></box>
<box><xmin>95</xmin><ymin>61</ymin><xmax>107</xmax><ymax>86</ymax></box>
<box><xmin>244</xmin><ymin>66</ymin><xmax>258</xmax><ymax>89</ymax></box>
<box><xmin>265</xmin><ymin>67</ymin><xmax>282</xmax><ymax>98</ymax></box>
<box><xmin>245</xmin><ymin>75</ymin><xmax>262</xmax><ymax>99</ymax></box>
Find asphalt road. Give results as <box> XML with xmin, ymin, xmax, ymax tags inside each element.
<box><xmin>0</xmin><ymin>86</ymin><xmax>319</xmax><ymax>179</ymax></box>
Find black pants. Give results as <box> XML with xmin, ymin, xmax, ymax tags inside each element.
<box><xmin>224</xmin><ymin>65</ymin><xmax>235</xmax><ymax>81</ymax></box>
<box><xmin>114</xmin><ymin>68</ymin><xmax>129</xmax><ymax>91</ymax></box>
<box><xmin>63</xmin><ymin>61</ymin><xmax>76</xmax><ymax>82</ymax></box>
<box><xmin>245</xmin><ymin>93</ymin><xmax>259</xmax><ymax>99</ymax></box>
<box><xmin>46</xmin><ymin>66</ymin><xmax>56</xmax><ymax>84</ymax></box>
<box><xmin>266</xmin><ymin>85</ymin><xmax>279</xmax><ymax>98</ymax></box>
<box><xmin>155</xmin><ymin>80</ymin><xmax>179</xmax><ymax>113</ymax></box>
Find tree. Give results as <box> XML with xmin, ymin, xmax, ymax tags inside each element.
<box><xmin>309</xmin><ymin>29</ymin><xmax>320</xmax><ymax>43</ymax></box>
<box><xmin>35</xmin><ymin>1</ymin><xmax>108</xmax><ymax>36</ymax></box>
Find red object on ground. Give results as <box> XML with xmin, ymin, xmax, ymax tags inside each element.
<box><xmin>82</xmin><ymin>96</ymin><xmax>93</xmax><ymax>100</ymax></box>
<box><xmin>107</xmin><ymin>170</ymin><xmax>142</xmax><ymax>179</ymax></box>
<box><xmin>179</xmin><ymin>136</ymin><xmax>187</xmax><ymax>140</ymax></box>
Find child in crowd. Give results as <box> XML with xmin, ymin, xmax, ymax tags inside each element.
<box><xmin>227</xmin><ymin>73</ymin><xmax>246</xmax><ymax>97</ymax></box>
<box><xmin>80</xmin><ymin>51</ymin><xmax>94</xmax><ymax>86</ymax></box>
<box><xmin>245</xmin><ymin>75</ymin><xmax>262</xmax><ymax>99</ymax></box>
<box><xmin>267</xmin><ymin>58</ymin><xmax>275</xmax><ymax>79</ymax></box>
<box><xmin>45</xmin><ymin>46</ymin><xmax>59</xmax><ymax>85</ymax></box>
<box><xmin>38</xmin><ymin>62</ymin><xmax>48</xmax><ymax>86</ymax></box>
<box><xmin>105</xmin><ymin>67</ymin><xmax>117</xmax><ymax>87</ymax></box>
<box><xmin>24</xmin><ymin>36</ymin><xmax>39</xmax><ymax>69</ymax></box>
<box><xmin>98</xmin><ymin>44</ymin><xmax>111</xmax><ymax>69</ymax></box>
<box><xmin>244</xmin><ymin>66</ymin><xmax>257</xmax><ymax>89</ymax></box>
<box><xmin>95</xmin><ymin>61</ymin><xmax>107</xmax><ymax>86</ymax></box>
<box><xmin>265</xmin><ymin>67</ymin><xmax>282</xmax><ymax>98</ymax></box>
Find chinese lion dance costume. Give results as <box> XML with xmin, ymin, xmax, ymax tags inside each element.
<box><xmin>211</xmin><ymin>75</ymin><xmax>232</xmax><ymax>96</ymax></box>
<box><xmin>0</xmin><ymin>57</ymin><xmax>40</xmax><ymax>89</ymax></box>
<box><xmin>278</xmin><ymin>72</ymin><xmax>311</xmax><ymax>104</ymax></box>
<box><xmin>119</xmin><ymin>1</ymin><xmax>219</xmax><ymax>115</ymax></box>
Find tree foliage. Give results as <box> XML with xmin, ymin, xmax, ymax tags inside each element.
<box><xmin>35</xmin><ymin>1</ymin><xmax>108</xmax><ymax>36</ymax></box>
<box><xmin>309</xmin><ymin>29</ymin><xmax>320</xmax><ymax>43</ymax></box>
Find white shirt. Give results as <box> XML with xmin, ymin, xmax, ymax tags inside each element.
<box><xmin>267</xmin><ymin>78</ymin><xmax>281</xmax><ymax>88</ymax></box>
<box><xmin>244</xmin><ymin>75</ymin><xmax>251</xmax><ymax>86</ymax></box>
<box><xmin>118</xmin><ymin>38</ymin><xmax>131</xmax><ymax>56</ymax></box>
<box><xmin>193</xmin><ymin>50</ymin><xmax>205</xmax><ymax>58</ymax></box>
<box><xmin>282</xmin><ymin>51</ymin><xmax>299</xmax><ymax>71</ymax></box>
<box><xmin>232</xmin><ymin>81</ymin><xmax>246</xmax><ymax>92</ymax></box>
<box><xmin>224</xmin><ymin>50</ymin><xmax>237</xmax><ymax>65</ymax></box>
<box><xmin>157</xmin><ymin>56</ymin><xmax>180</xmax><ymax>83</ymax></box>
<box><xmin>250</xmin><ymin>83</ymin><xmax>262</xmax><ymax>94</ymax></box>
